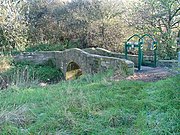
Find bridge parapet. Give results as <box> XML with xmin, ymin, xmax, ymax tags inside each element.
<box><xmin>84</xmin><ymin>48</ymin><xmax>154</xmax><ymax>66</ymax></box>
<box><xmin>14</xmin><ymin>51</ymin><xmax>56</xmax><ymax>65</ymax></box>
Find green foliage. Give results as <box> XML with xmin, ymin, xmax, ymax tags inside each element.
<box><xmin>25</xmin><ymin>41</ymin><xmax>80</xmax><ymax>52</ymax></box>
<box><xmin>34</xmin><ymin>66</ymin><xmax>63</xmax><ymax>83</ymax></box>
<box><xmin>128</xmin><ymin>0</ymin><xmax>179</xmax><ymax>59</ymax></box>
<box><xmin>0</xmin><ymin>71</ymin><xmax>179</xmax><ymax>134</ymax></box>
<box><xmin>25</xmin><ymin>44</ymin><xmax>65</xmax><ymax>52</ymax></box>
<box><xmin>1</xmin><ymin>60</ymin><xmax>64</xmax><ymax>87</ymax></box>
<box><xmin>16</xmin><ymin>60</ymin><xmax>64</xmax><ymax>83</ymax></box>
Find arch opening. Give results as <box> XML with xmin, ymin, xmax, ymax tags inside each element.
<box><xmin>66</xmin><ymin>61</ymin><xmax>82</xmax><ymax>80</ymax></box>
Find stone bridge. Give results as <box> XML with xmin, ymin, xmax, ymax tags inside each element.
<box><xmin>83</xmin><ymin>48</ymin><xmax>155</xmax><ymax>66</ymax></box>
<box><xmin>14</xmin><ymin>48</ymin><xmax>134</xmax><ymax>79</ymax></box>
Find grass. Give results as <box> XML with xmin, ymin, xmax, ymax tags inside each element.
<box><xmin>0</xmin><ymin>72</ymin><xmax>179</xmax><ymax>134</ymax></box>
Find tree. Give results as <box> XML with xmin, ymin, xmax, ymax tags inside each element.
<box><xmin>127</xmin><ymin>0</ymin><xmax>180</xmax><ymax>59</ymax></box>
<box><xmin>0</xmin><ymin>0</ymin><xmax>28</xmax><ymax>51</ymax></box>
<box><xmin>26</xmin><ymin>0</ymin><xmax>126</xmax><ymax>52</ymax></box>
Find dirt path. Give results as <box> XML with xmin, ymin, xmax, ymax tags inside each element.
<box><xmin>112</xmin><ymin>66</ymin><xmax>179</xmax><ymax>82</ymax></box>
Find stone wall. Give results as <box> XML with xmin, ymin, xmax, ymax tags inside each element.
<box><xmin>157</xmin><ymin>60</ymin><xmax>178</xmax><ymax>68</ymax></box>
<box><xmin>14</xmin><ymin>52</ymin><xmax>56</xmax><ymax>65</ymax></box>
<box><xmin>84</xmin><ymin>48</ymin><xmax>154</xmax><ymax>67</ymax></box>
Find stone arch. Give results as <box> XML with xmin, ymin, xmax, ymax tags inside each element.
<box><xmin>65</xmin><ymin>61</ymin><xmax>83</xmax><ymax>80</ymax></box>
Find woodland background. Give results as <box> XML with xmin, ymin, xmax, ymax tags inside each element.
<box><xmin>0</xmin><ymin>0</ymin><xmax>179</xmax><ymax>59</ymax></box>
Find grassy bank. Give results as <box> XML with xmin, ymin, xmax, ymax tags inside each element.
<box><xmin>0</xmin><ymin>73</ymin><xmax>179</xmax><ymax>134</ymax></box>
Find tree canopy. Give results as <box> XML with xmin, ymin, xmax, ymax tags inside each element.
<box><xmin>0</xmin><ymin>0</ymin><xmax>179</xmax><ymax>59</ymax></box>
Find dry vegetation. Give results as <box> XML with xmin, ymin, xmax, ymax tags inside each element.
<box><xmin>0</xmin><ymin>56</ymin><xmax>11</xmax><ymax>73</ymax></box>
<box><xmin>0</xmin><ymin>0</ymin><xmax>179</xmax><ymax>59</ymax></box>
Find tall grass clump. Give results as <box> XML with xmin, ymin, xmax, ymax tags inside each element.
<box><xmin>0</xmin><ymin>60</ymin><xmax>64</xmax><ymax>89</ymax></box>
<box><xmin>1</xmin><ymin>65</ymin><xmax>38</xmax><ymax>88</ymax></box>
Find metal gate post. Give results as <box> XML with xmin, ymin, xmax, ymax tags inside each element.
<box><xmin>138</xmin><ymin>42</ymin><xmax>143</xmax><ymax>70</ymax></box>
<box><xmin>154</xmin><ymin>50</ymin><xmax>157</xmax><ymax>67</ymax></box>
<box><xmin>125</xmin><ymin>43</ymin><xmax>128</xmax><ymax>59</ymax></box>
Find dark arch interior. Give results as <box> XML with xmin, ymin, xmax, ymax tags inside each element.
<box><xmin>66</xmin><ymin>62</ymin><xmax>82</xmax><ymax>80</ymax></box>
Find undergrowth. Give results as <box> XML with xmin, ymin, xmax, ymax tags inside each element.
<box><xmin>1</xmin><ymin>41</ymin><xmax>81</xmax><ymax>55</ymax></box>
<box><xmin>25</xmin><ymin>41</ymin><xmax>80</xmax><ymax>52</ymax></box>
<box><xmin>0</xmin><ymin>72</ymin><xmax>179</xmax><ymax>134</ymax></box>
<box><xmin>0</xmin><ymin>60</ymin><xmax>64</xmax><ymax>89</ymax></box>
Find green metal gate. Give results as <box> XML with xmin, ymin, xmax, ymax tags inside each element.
<box><xmin>125</xmin><ymin>34</ymin><xmax>157</xmax><ymax>71</ymax></box>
